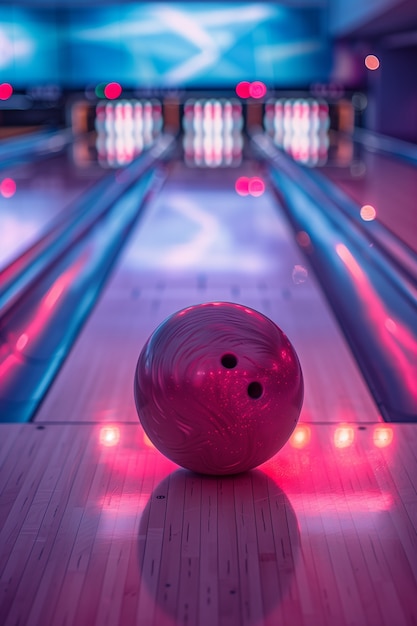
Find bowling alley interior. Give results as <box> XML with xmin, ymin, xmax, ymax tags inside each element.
<box><xmin>1</xmin><ymin>1</ymin><xmax>417</xmax><ymax>625</ymax></box>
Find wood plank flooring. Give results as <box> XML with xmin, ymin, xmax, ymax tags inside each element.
<box><xmin>1</xmin><ymin>422</ymin><xmax>416</xmax><ymax>626</ymax></box>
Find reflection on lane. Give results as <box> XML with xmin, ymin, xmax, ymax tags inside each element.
<box><xmin>336</xmin><ymin>242</ymin><xmax>417</xmax><ymax>398</ymax></box>
<box><xmin>0</xmin><ymin>147</ymin><xmax>107</xmax><ymax>270</ymax></box>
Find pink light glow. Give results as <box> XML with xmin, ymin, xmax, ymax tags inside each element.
<box><xmin>249</xmin><ymin>81</ymin><xmax>267</xmax><ymax>99</ymax></box>
<box><xmin>365</xmin><ymin>54</ymin><xmax>380</xmax><ymax>70</ymax></box>
<box><xmin>0</xmin><ymin>178</ymin><xmax>17</xmax><ymax>198</ymax></box>
<box><xmin>248</xmin><ymin>176</ymin><xmax>265</xmax><ymax>197</ymax></box>
<box><xmin>0</xmin><ymin>353</ymin><xmax>21</xmax><ymax>381</ymax></box>
<box><xmin>15</xmin><ymin>334</ymin><xmax>29</xmax><ymax>351</ymax></box>
<box><xmin>289</xmin><ymin>424</ymin><xmax>311</xmax><ymax>449</ymax></box>
<box><xmin>235</xmin><ymin>176</ymin><xmax>265</xmax><ymax>197</ymax></box>
<box><xmin>263</xmin><ymin>449</ymin><xmax>394</xmax><ymax>513</ymax></box>
<box><xmin>0</xmin><ymin>83</ymin><xmax>13</xmax><ymax>100</ymax></box>
<box><xmin>235</xmin><ymin>81</ymin><xmax>251</xmax><ymax>99</ymax></box>
<box><xmin>373</xmin><ymin>425</ymin><xmax>394</xmax><ymax>448</ymax></box>
<box><xmin>235</xmin><ymin>176</ymin><xmax>250</xmax><ymax>196</ymax></box>
<box><xmin>360</xmin><ymin>204</ymin><xmax>376</xmax><ymax>221</ymax></box>
<box><xmin>334</xmin><ymin>425</ymin><xmax>355</xmax><ymax>448</ymax></box>
<box><xmin>294</xmin><ymin>491</ymin><xmax>393</xmax><ymax>515</ymax></box>
<box><xmin>336</xmin><ymin>243</ymin><xmax>417</xmax><ymax>395</ymax></box>
<box><xmin>100</xmin><ymin>425</ymin><xmax>121</xmax><ymax>447</ymax></box>
<box><xmin>0</xmin><ymin>261</ymin><xmax>82</xmax><ymax>386</ymax></box>
<box><xmin>104</xmin><ymin>82</ymin><xmax>122</xmax><ymax>100</ymax></box>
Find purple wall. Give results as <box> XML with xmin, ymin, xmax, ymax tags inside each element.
<box><xmin>366</xmin><ymin>45</ymin><xmax>417</xmax><ymax>141</ymax></box>
<box><xmin>329</xmin><ymin>0</ymin><xmax>417</xmax><ymax>142</ymax></box>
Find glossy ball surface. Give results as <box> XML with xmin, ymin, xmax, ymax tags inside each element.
<box><xmin>134</xmin><ymin>302</ymin><xmax>303</xmax><ymax>475</ymax></box>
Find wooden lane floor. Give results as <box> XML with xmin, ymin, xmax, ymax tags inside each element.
<box><xmin>1</xmin><ymin>421</ymin><xmax>416</xmax><ymax>626</ymax></box>
<box><xmin>33</xmin><ymin>163</ymin><xmax>381</xmax><ymax>425</ymax></box>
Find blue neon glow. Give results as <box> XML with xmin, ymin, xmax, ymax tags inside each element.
<box><xmin>0</xmin><ymin>7</ymin><xmax>61</xmax><ymax>85</ymax></box>
<box><xmin>0</xmin><ymin>3</ymin><xmax>332</xmax><ymax>88</ymax></box>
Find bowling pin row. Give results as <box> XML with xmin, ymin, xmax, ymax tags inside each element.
<box><xmin>95</xmin><ymin>99</ymin><xmax>163</xmax><ymax>168</ymax></box>
<box><xmin>264</xmin><ymin>98</ymin><xmax>330</xmax><ymax>167</ymax></box>
<box><xmin>182</xmin><ymin>98</ymin><xmax>244</xmax><ymax>168</ymax></box>
<box><xmin>264</xmin><ymin>98</ymin><xmax>330</xmax><ymax>135</ymax></box>
<box><xmin>182</xmin><ymin>98</ymin><xmax>244</xmax><ymax>134</ymax></box>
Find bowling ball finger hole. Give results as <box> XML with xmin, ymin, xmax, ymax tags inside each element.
<box><xmin>221</xmin><ymin>353</ymin><xmax>238</xmax><ymax>369</ymax></box>
<box><xmin>247</xmin><ymin>381</ymin><xmax>263</xmax><ymax>399</ymax></box>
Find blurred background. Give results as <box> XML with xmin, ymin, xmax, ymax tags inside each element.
<box><xmin>1</xmin><ymin>7</ymin><xmax>417</xmax><ymax>624</ymax></box>
<box><xmin>0</xmin><ymin>0</ymin><xmax>416</xmax><ymax>142</ymax></box>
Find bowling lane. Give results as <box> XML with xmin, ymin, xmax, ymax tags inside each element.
<box><xmin>0</xmin><ymin>143</ymin><xmax>107</xmax><ymax>271</ymax></box>
<box><xmin>319</xmin><ymin>134</ymin><xmax>417</xmax><ymax>254</ymax></box>
<box><xmin>35</xmin><ymin>160</ymin><xmax>381</xmax><ymax>425</ymax></box>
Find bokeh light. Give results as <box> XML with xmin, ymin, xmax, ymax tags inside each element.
<box><xmin>235</xmin><ymin>176</ymin><xmax>250</xmax><ymax>196</ymax></box>
<box><xmin>334</xmin><ymin>425</ymin><xmax>355</xmax><ymax>448</ymax></box>
<box><xmin>365</xmin><ymin>55</ymin><xmax>380</xmax><ymax>70</ymax></box>
<box><xmin>0</xmin><ymin>178</ymin><xmax>17</xmax><ymax>198</ymax></box>
<box><xmin>236</xmin><ymin>81</ymin><xmax>267</xmax><ymax>99</ymax></box>
<box><xmin>248</xmin><ymin>176</ymin><xmax>265</xmax><ymax>196</ymax></box>
<box><xmin>295</xmin><ymin>230</ymin><xmax>311</xmax><ymax>248</ymax></box>
<box><xmin>249</xmin><ymin>81</ymin><xmax>267</xmax><ymax>99</ymax></box>
<box><xmin>104</xmin><ymin>82</ymin><xmax>122</xmax><ymax>100</ymax></box>
<box><xmin>99</xmin><ymin>425</ymin><xmax>121</xmax><ymax>447</ymax></box>
<box><xmin>235</xmin><ymin>176</ymin><xmax>265</xmax><ymax>197</ymax></box>
<box><xmin>292</xmin><ymin>265</ymin><xmax>308</xmax><ymax>284</ymax></box>
<box><xmin>360</xmin><ymin>204</ymin><xmax>376</xmax><ymax>221</ymax></box>
<box><xmin>373</xmin><ymin>426</ymin><xmax>394</xmax><ymax>448</ymax></box>
<box><xmin>235</xmin><ymin>81</ymin><xmax>251</xmax><ymax>99</ymax></box>
<box><xmin>289</xmin><ymin>424</ymin><xmax>311</xmax><ymax>449</ymax></box>
<box><xmin>385</xmin><ymin>318</ymin><xmax>397</xmax><ymax>333</ymax></box>
<box><xmin>0</xmin><ymin>83</ymin><xmax>13</xmax><ymax>100</ymax></box>
<box><xmin>16</xmin><ymin>334</ymin><xmax>29</xmax><ymax>351</ymax></box>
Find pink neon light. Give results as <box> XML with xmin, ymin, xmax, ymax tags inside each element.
<box><xmin>334</xmin><ymin>425</ymin><xmax>355</xmax><ymax>448</ymax></box>
<box><xmin>360</xmin><ymin>204</ymin><xmax>376</xmax><ymax>221</ymax></box>
<box><xmin>336</xmin><ymin>243</ymin><xmax>417</xmax><ymax>396</ymax></box>
<box><xmin>100</xmin><ymin>425</ymin><xmax>121</xmax><ymax>447</ymax></box>
<box><xmin>248</xmin><ymin>176</ymin><xmax>265</xmax><ymax>197</ymax></box>
<box><xmin>235</xmin><ymin>176</ymin><xmax>265</xmax><ymax>197</ymax></box>
<box><xmin>235</xmin><ymin>176</ymin><xmax>250</xmax><ymax>196</ymax></box>
<box><xmin>0</xmin><ymin>83</ymin><xmax>13</xmax><ymax>100</ymax></box>
<box><xmin>373</xmin><ymin>425</ymin><xmax>394</xmax><ymax>448</ymax></box>
<box><xmin>0</xmin><ymin>261</ymin><xmax>83</xmax><ymax>386</ymax></box>
<box><xmin>235</xmin><ymin>81</ymin><xmax>251</xmax><ymax>99</ymax></box>
<box><xmin>249</xmin><ymin>81</ymin><xmax>267</xmax><ymax>99</ymax></box>
<box><xmin>0</xmin><ymin>178</ymin><xmax>17</xmax><ymax>198</ymax></box>
<box><xmin>289</xmin><ymin>424</ymin><xmax>311</xmax><ymax>449</ymax></box>
<box><xmin>365</xmin><ymin>55</ymin><xmax>380</xmax><ymax>70</ymax></box>
<box><xmin>104</xmin><ymin>82</ymin><xmax>122</xmax><ymax>100</ymax></box>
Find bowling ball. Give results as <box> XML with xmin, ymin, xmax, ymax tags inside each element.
<box><xmin>134</xmin><ymin>302</ymin><xmax>303</xmax><ymax>475</ymax></box>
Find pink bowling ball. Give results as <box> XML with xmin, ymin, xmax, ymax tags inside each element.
<box><xmin>134</xmin><ymin>302</ymin><xmax>303</xmax><ymax>475</ymax></box>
